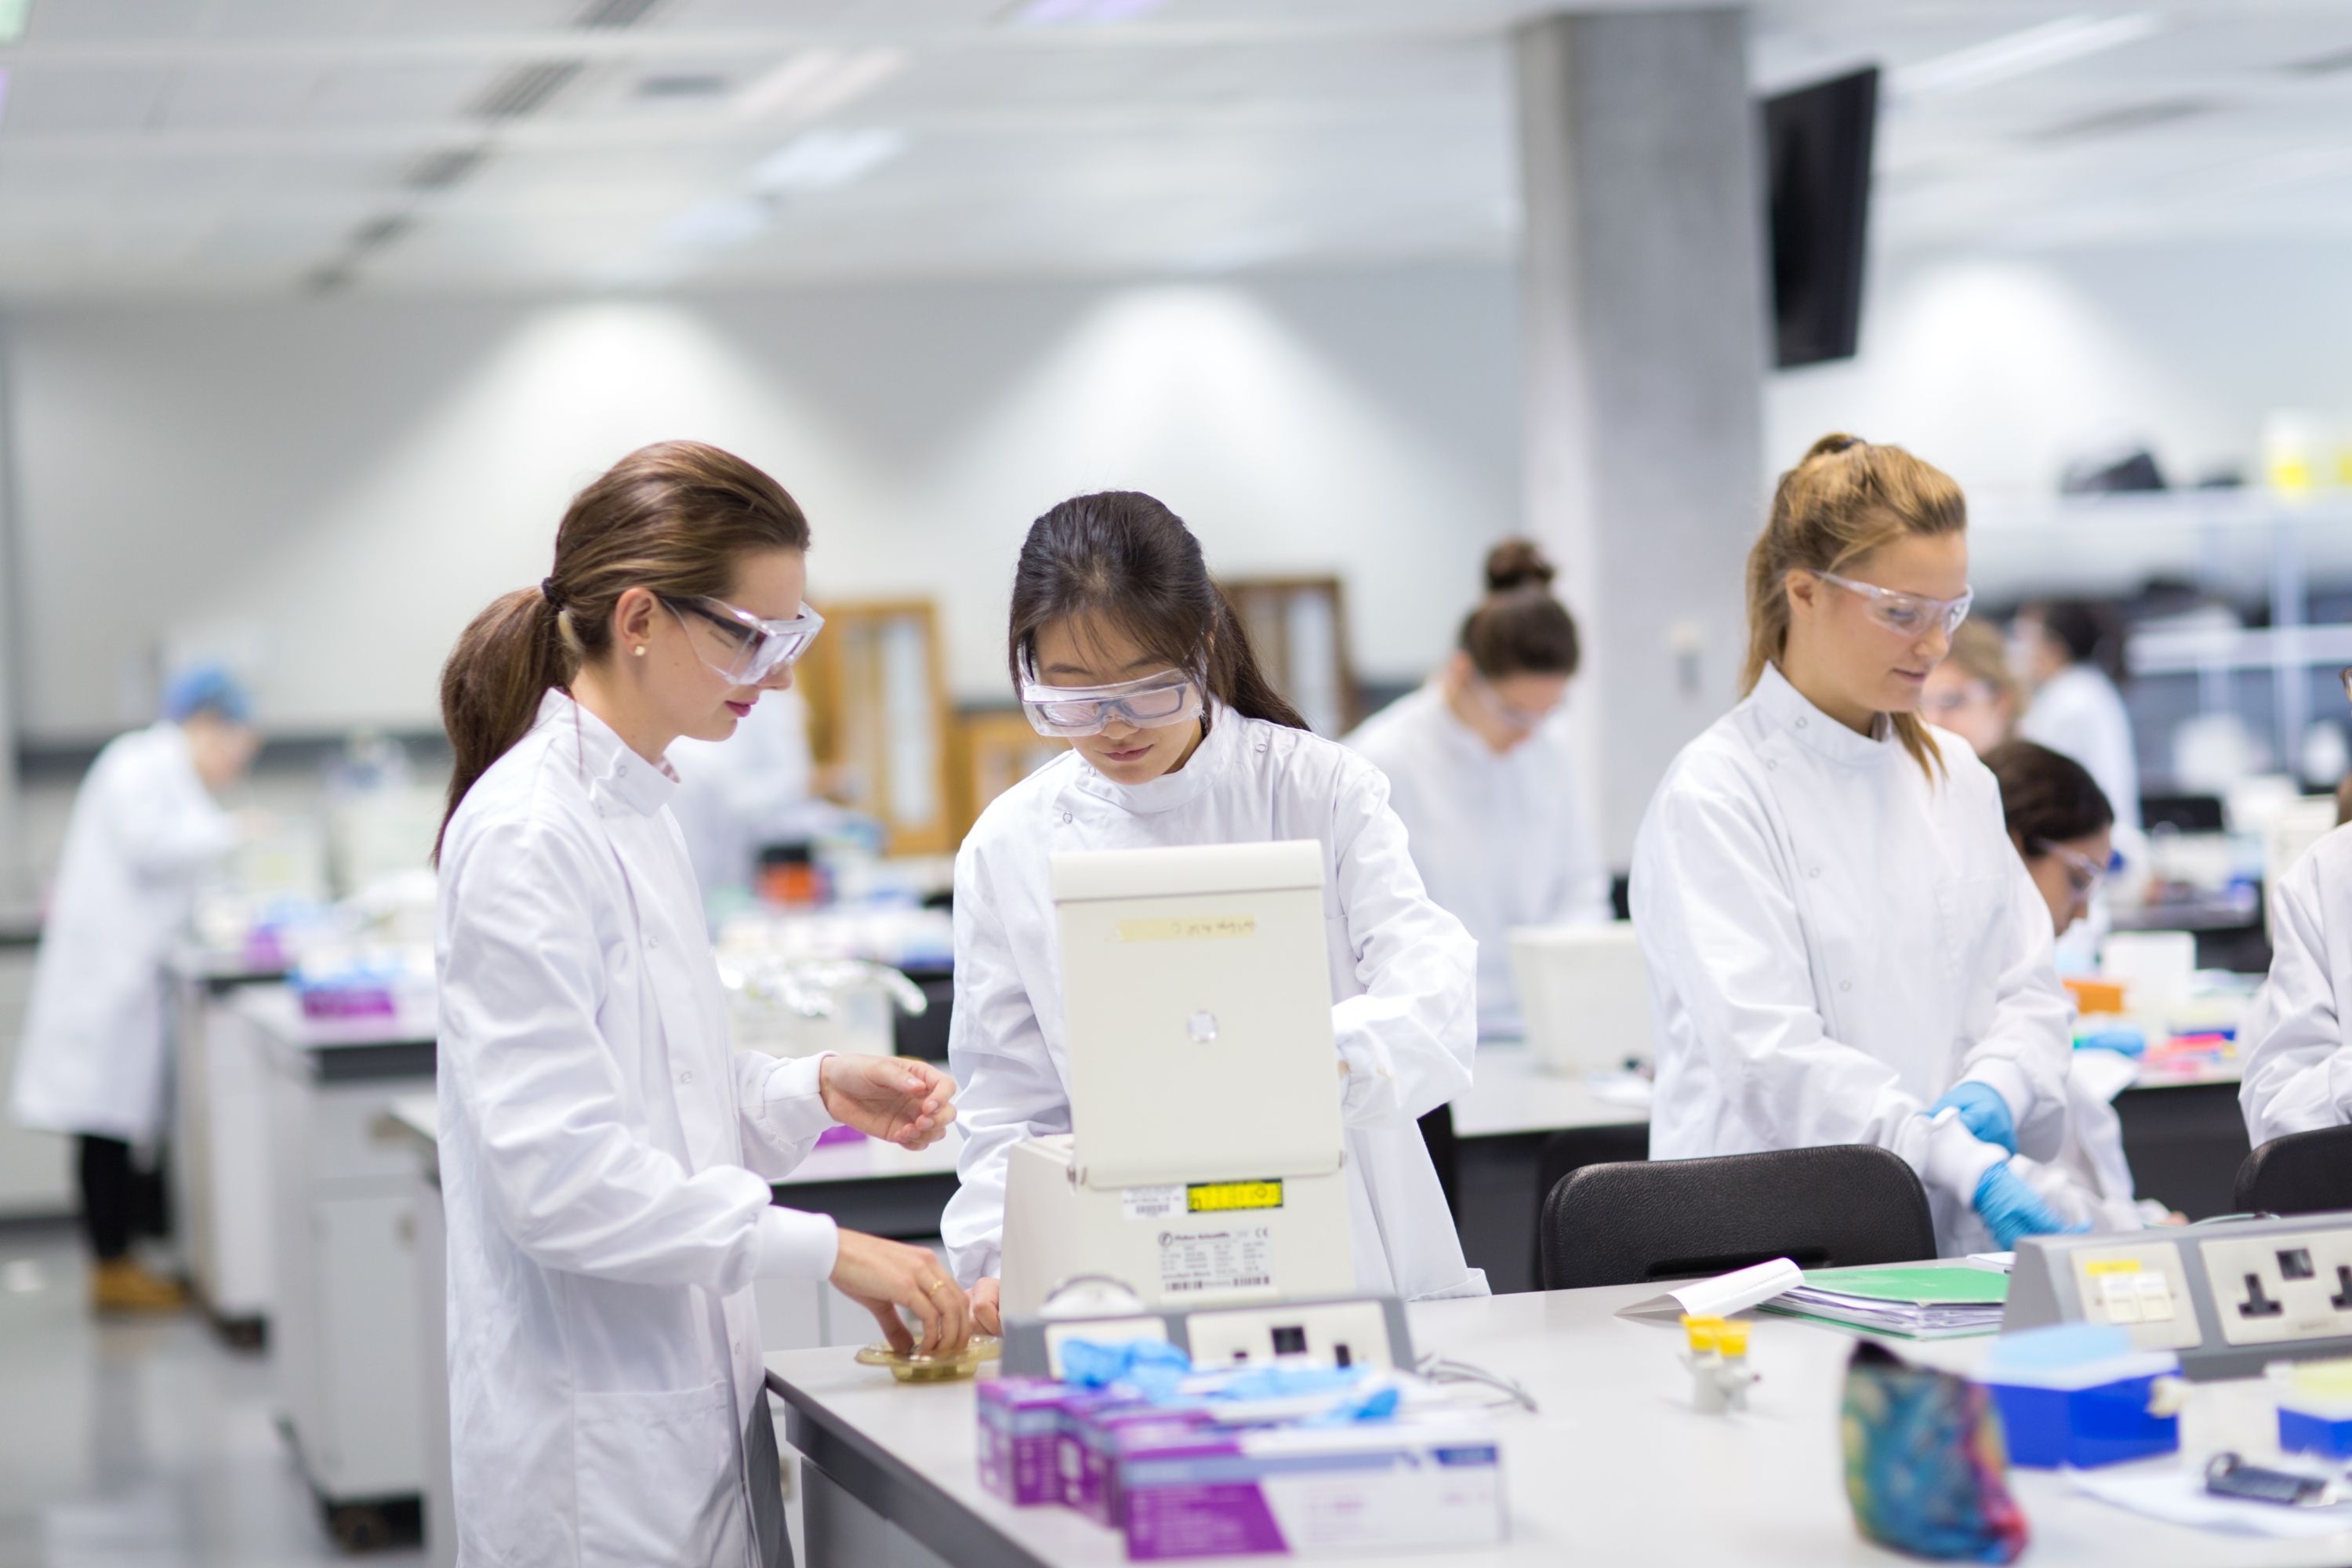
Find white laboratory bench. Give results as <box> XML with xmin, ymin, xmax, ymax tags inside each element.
<box><xmin>767</xmin><ymin>1277</ymin><xmax>2344</xmax><ymax>1568</ymax></box>
<box><xmin>243</xmin><ymin>985</ymin><xmax>437</xmax><ymax>1549</ymax></box>
<box><xmin>167</xmin><ymin>943</ymin><xmax>295</xmax><ymax>1343</ymax></box>
<box><xmin>1450</xmin><ymin>1041</ymin><xmax>2258</xmax><ymax>1295</ymax></box>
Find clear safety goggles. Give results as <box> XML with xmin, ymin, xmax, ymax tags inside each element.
<box><xmin>2034</xmin><ymin>841</ymin><xmax>2122</xmax><ymax>898</ymax></box>
<box><xmin>1018</xmin><ymin>666</ymin><xmax>1203</xmax><ymax>739</ymax></box>
<box><xmin>1814</xmin><ymin>570</ymin><xmax>1974</xmax><ymax>641</ymax></box>
<box><xmin>662</xmin><ymin>596</ymin><xmax>825</xmax><ymax>686</ymax></box>
<box><xmin>1470</xmin><ymin>677</ymin><xmax>1561</xmax><ymax>733</ymax></box>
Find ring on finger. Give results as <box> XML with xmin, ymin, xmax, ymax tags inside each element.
<box><xmin>924</xmin><ymin>1278</ymin><xmax>950</xmax><ymax>1295</ymax></box>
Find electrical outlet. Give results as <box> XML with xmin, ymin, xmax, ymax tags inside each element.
<box><xmin>2067</xmin><ymin>1241</ymin><xmax>2202</xmax><ymax>1352</ymax></box>
<box><xmin>1181</xmin><ymin>1299</ymin><xmax>1400</xmax><ymax>1370</ymax></box>
<box><xmin>2198</xmin><ymin>1232</ymin><xmax>2352</xmax><ymax>1347</ymax></box>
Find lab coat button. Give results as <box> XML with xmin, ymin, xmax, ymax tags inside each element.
<box><xmin>1060</xmin><ymin>811</ymin><xmax>1073</xmax><ymax>825</ymax></box>
<box><xmin>1795</xmin><ymin>717</ymin><xmax>1808</xmax><ymax>729</ymax></box>
<box><xmin>1839</xmin><ymin>980</ymin><xmax>1853</xmax><ymax>993</ymax></box>
<box><xmin>679</xmin><ymin>1070</ymin><xmax>694</xmax><ymax>1085</ymax></box>
<box><xmin>1809</xmin><ymin>867</ymin><xmax>1821</xmax><ymax>880</ymax></box>
<box><xmin>1766</xmin><ymin>760</ymin><xmax>1777</xmax><ymax>771</ymax></box>
<box><xmin>646</xmin><ymin>935</ymin><xmax>659</xmax><ymax>949</ymax></box>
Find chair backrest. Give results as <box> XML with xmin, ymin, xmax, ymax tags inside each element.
<box><xmin>1529</xmin><ymin>1123</ymin><xmax>1651</xmax><ymax>1287</ymax></box>
<box><xmin>1539</xmin><ymin>1144</ymin><xmax>1936</xmax><ymax>1290</ymax></box>
<box><xmin>2236</xmin><ymin>1126</ymin><xmax>2352</xmax><ymax>1216</ymax></box>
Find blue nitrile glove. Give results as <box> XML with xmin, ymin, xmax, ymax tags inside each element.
<box><xmin>1973</xmin><ymin>1163</ymin><xmax>2079</xmax><ymax>1250</ymax></box>
<box><xmin>1929</xmin><ymin>1081</ymin><xmax>2016</xmax><ymax>1156</ymax></box>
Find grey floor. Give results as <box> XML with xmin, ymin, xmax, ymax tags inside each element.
<box><xmin>0</xmin><ymin>1222</ymin><xmax>426</xmax><ymax>1568</ymax></box>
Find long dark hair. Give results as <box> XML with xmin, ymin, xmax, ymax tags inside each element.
<box><xmin>1460</xmin><ymin>538</ymin><xmax>1580</xmax><ymax>679</ymax></box>
<box><xmin>1007</xmin><ymin>491</ymin><xmax>1308</xmax><ymax>731</ymax></box>
<box><xmin>435</xmin><ymin>440</ymin><xmax>811</xmax><ymax>860</ymax></box>
<box><xmin>1981</xmin><ymin>739</ymin><xmax>2114</xmax><ymax>848</ymax></box>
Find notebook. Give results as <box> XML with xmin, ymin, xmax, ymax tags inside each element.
<box><xmin>1759</xmin><ymin>1265</ymin><xmax>2009</xmax><ymax>1340</ymax></box>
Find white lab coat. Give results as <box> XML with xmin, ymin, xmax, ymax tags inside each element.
<box><xmin>1629</xmin><ymin>664</ymin><xmax>2074</xmax><ymax>1254</ymax></box>
<box><xmin>941</xmin><ymin>705</ymin><xmax>1486</xmax><ymax>1301</ymax></box>
<box><xmin>437</xmin><ymin>690</ymin><xmax>842</xmax><ymax>1568</ymax></box>
<box><xmin>2020</xmin><ymin>663</ymin><xmax>2141</xmax><ymax>837</ymax></box>
<box><xmin>2013</xmin><ymin>1048</ymin><xmax>2166</xmax><ymax>1232</ymax></box>
<box><xmin>1345</xmin><ymin>684</ymin><xmax>1612</xmax><ymax>1037</ymax></box>
<box><xmin>2239</xmin><ymin>823</ymin><xmax>2352</xmax><ymax>1145</ymax></box>
<box><xmin>11</xmin><ymin>723</ymin><xmax>236</xmax><ymax>1145</ymax></box>
<box><xmin>667</xmin><ymin>688</ymin><xmax>827</xmax><ymax>909</ymax></box>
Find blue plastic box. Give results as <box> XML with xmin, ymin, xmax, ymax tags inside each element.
<box><xmin>1979</xmin><ymin>1324</ymin><xmax>2180</xmax><ymax>1469</ymax></box>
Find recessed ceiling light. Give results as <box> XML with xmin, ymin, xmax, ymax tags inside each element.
<box><xmin>1894</xmin><ymin>13</ymin><xmax>2162</xmax><ymax>97</ymax></box>
<box><xmin>735</xmin><ymin>49</ymin><xmax>905</xmax><ymax>122</ymax></box>
<box><xmin>748</xmin><ymin>128</ymin><xmax>906</xmax><ymax>194</ymax></box>
<box><xmin>1014</xmin><ymin>0</ymin><xmax>1169</xmax><ymax>24</ymax></box>
<box><xmin>0</xmin><ymin>1</ymin><xmax>31</xmax><ymax>47</ymax></box>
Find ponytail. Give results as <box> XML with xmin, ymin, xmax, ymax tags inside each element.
<box><xmin>1008</xmin><ymin>490</ymin><xmax>1309</xmax><ymax>733</ymax></box>
<box><xmin>434</xmin><ymin>440</ymin><xmax>811</xmax><ymax>861</ymax></box>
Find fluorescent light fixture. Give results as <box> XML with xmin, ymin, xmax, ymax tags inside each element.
<box><xmin>1015</xmin><ymin>0</ymin><xmax>1168</xmax><ymax>23</ymax></box>
<box><xmin>735</xmin><ymin>47</ymin><xmax>905</xmax><ymax>122</ymax></box>
<box><xmin>659</xmin><ymin>195</ymin><xmax>774</xmax><ymax>250</ymax></box>
<box><xmin>1895</xmin><ymin>13</ymin><xmax>2161</xmax><ymax>97</ymax></box>
<box><xmin>748</xmin><ymin>128</ymin><xmax>906</xmax><ymax>194</ymax></box>
<box><xmin>0</xmin><ymin>1</ymin><xmax>31</xmax><ymax>46</ymax></box>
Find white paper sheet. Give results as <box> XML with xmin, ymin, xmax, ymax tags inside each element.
<box><xmin>1616</xmin><ymin>1258</ymin><xmax>1802</xmax><ymax>1323</ymax></box>
<box><xmin>2070</xmin><ymin>1466</ymin><xmax>2352</xmax><ymax>1540</ymax></box>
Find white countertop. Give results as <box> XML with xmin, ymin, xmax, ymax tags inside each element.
<box><xmin>768</xmin><ymin>1279</ymin><xmax>2344</xmax><ymax>1568</ymax></box>
<box><xmin>1450</xmin><ymin>1041</ymin><xmax>1650</xmax><ymax>1139</ymax></box>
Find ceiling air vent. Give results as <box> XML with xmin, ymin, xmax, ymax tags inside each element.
<box><xmin>578</xmin><ymin>0</ymin><xmax>664</xmax><ymax>28</ymax></box>
<box><xmin>2033</xmin><ymin>98</ymin><xmax>2214</xmax><ymax>143</ymax></box>
<box><xmin>405</xmin><ymin>147</ymin><xmax>488</xmax><ymax>191</ymax></box>
<box><xmin>347</xmin><ymin>215</ymin><xmax>412</xmax><ymax>253</ymax></box>
<box><xmin>2284</xmin><ymin>45</ymin><xmax>2352</xmax><ymax>76</ymax></box>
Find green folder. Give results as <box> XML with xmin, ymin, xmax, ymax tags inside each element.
<box><xmin>1759</xmin><ymin>1265</ymin><xmax>2009</xmax><ymax>1339</ymax></box>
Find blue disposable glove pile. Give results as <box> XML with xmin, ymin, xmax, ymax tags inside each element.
<box><xmin>1973</xmin><ymin>1162</ymin><xmax>2082</xmax><ymax>1250</ymax></box>
<box><xmin>1928</xmin><ymin>1082</ymin><xmax>2017</xmax><ymax>1156</ymax></box>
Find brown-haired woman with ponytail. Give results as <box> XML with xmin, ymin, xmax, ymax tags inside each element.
<box><xmin>1628</xmin><ymin>434</ymin><xmax>2079</xmax><ymax>1258</ymax></box>
<box><xmin>433</xmin><ymin>441</ymin><xmax>968</xmax><ymax>1568</ymax></box>
<box><xmin>1347</xmin><ymin>538</ymin><xmax>1610</xmax><ymax>1039</ymax></box>
<box><xmin>940</xmin><ymin>491</ymin><xmax>1486</xmax><ymax>1334</ymax></box>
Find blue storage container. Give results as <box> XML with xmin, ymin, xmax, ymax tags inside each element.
<box><xmin>1979</xmin><ymin>1324</ymin><xmax>2181</xmax><ymax>1470</ymax></box>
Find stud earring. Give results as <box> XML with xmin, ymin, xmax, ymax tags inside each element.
<box><xmin>634</xmin><ymin>645</ymin><xmax>648</xmax><ymax>657</ymax></box>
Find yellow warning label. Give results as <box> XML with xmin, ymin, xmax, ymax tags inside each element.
<box><xmin>1188</xmin><ymin>1180</ymin><xmax>1284</xmax><ymax>1213</ymax></box>
<box><xmin>2083</xmin><ymin>1259</ymin><xmax>2146</xmax><ymax>1276</ymax></box>
<box><xmin>1119</xmin><ymin>916</ymin><xmax>1257</xmax><ymax>942</ymax></box>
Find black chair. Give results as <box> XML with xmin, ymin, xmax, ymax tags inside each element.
<box><xmin>2235</xmin><ymin>1126</ymin><xmax>2352</xmax><ymax>1216</ymax></box>
<box><xmin>1528</xmin><ymin>1124</ymin><xmax>1652</xmax><ymax>1287</ymax></box>
<box><xmin>1538</xmin><ymin>1144</ymin><xmax>1936</xmax><ymax>1290</ymax></box>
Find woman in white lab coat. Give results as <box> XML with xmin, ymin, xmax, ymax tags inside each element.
<box><xmin>2240</xmin><ymin>734</ymin><xmax>2352</xmax><ymax>1144</ymax></box>
<box><xmin>1345</xmin><ymin>539</ymin><xmax>1611</xmax><ymax>1040</ymax></box>
<box><xmin>946</xmin><ymin>491</ymin><xmax>1484</xmax><ymax>1334</ymax></box>
<box><xmin>1979</xmin><ymin>740</ymin><xmax>2173</xmax><ymax>1232</ymax></box>
<box><xmin>434</xmin><ymin>441</ymin><xmax>969</xmax><ymax>1568</ymax></box>
<box><xmin>9</xmin><ymin>666</ymin><xmax>257</xmax><ymax>1312</ymax></box>
<box><xmin>1630</xmin><ymin>434</ymin><xmax>2078</xmax><ymax>1255</ymax></box>
<box><xmin>2017</xmin><ymin>600</ymin><xmax>2141</xmax><ymax>839</ymax></box>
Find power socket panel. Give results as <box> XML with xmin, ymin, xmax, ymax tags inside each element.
<box><xmin>2198</xmin><ymin>1231</ymin><xmax>2352</xmax><ymax>1348</ymax></box>
<box><xmin>1184</xmin><ymin>1300</ymin><xmax>1402</xmax><ymax>1370</ymax></box>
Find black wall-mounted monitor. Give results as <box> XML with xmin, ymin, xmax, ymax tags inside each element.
<box><xmin>1764</xmin><ymin>67</ymin><xmax>1878</xmax><ymax>368</ymax></box>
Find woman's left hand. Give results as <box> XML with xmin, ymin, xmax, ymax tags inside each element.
<box><xmin>819</xmin><ymin>1055</ymin><xmax>959</xmax><ymax>1149</ymax></box>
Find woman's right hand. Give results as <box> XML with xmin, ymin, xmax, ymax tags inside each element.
<box><xmin>830</xmin><ymin>1230</ymin><xmax>971</xmax><ymax>1356</ymax></box>
<box><xmin>971</xmin><ymin>1276</ymin><xmax>1003</xmax><ymax>1337</ymax></box>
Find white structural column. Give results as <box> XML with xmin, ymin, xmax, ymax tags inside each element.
<box><xmin>1515</xmin><ymin>8</ymin><xmax>1769</xmax><ymax>859</ymax></box>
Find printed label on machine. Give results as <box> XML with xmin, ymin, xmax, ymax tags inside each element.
<box><xmin>1117</xmin><ymin>916</ymin><xmax>1257</xmax><ymax>942</ymax></box>
<box><xmin>1160</xmin><ymin>1227</ymin><xmax>1273</xmax><ymax>1295</ymax></box>
<box><xmin>1123</xmin><ymin>1185</ymin><xmax>1189</xmax><ymax>1221</ymax></box>
<box><xmin>1124</xmin><ymin>1181</ymin><xmax>1287</xmax><ymax>1221</ymax></box>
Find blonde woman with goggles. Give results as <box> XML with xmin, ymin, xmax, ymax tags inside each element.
<box><xmin>944</xmin><ymin>490</ymin><xmax>1485</xmax><ymax>1334</ymax></box>
<box><xmin>1630</xmin><ymin>434</ymin><xmax>2078</xmax><ymax>1256</ymax></box>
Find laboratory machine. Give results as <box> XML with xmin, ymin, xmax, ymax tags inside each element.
<box><xmin>999</xmin><ymin>841</ymin><xmax>1356</xmax><ymax>1317</ymax></box>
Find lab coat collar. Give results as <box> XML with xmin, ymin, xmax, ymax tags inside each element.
<box><xmin>1751</xmin><ymin>662</ymin><xmax>1896</xmax><ymax>767</ymax></box>
<box><xmin>1069</xmin><ymin>700</ymin><xmax>1235</xmax><ymax>815</ymax></box>
<box><xmin>532</xmin><ymin>688</ymin><xmax>680</xmax><ymax>817</ymax></box>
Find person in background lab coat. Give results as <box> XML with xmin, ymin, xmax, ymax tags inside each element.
<box><xmin>667</xmin><ymin>684</ymin><xmax>834</xmax><ymax>918</ymax></box>
<box><xmin>1631</xmin><ymin>434</ymin><xmax>2078</xmax><ymax>1256</ymax></box>
<box><xmin>946</xmin><ymin>490</ymin><xmax>1485</xmax><ymax>1335</ymax></box>
<box><xmin>2239</xmin><ymin>670</ymin><xmax>2352</xmax><ymax>1146</ymax></box>
<box><xmin>1980</xmin><ymin>740</ymin><xmax>2174</xmax><ymax>1231</ymax></box>
<box><xmin>1919</xmin><ymin>618</ymin><xmax>2018</xmax><ymax>757</ymax></box>
<box><xmin>434</xmin><ymin>442</ymin><xmax>968</xmax><ymax>1568</ymax></box>
<box><xmin>2017</xmin><ymin>600</ymin><xmax>2141</xmax><ymax>840</ymax></box>
<box><xmin>1346</xmin><ymin>538</ymin><xmax>1610</xmax><ymax>1038</ymax></box>
<box><xmin>9</xmin><ymin>665</ymin><xmax>257</xmax><ymax>1313</ymax></box>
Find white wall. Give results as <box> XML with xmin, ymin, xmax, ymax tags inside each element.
<box><xmin>4</xmin><ymin>267</ymin><xmax>1520</xmax><ymax>743</ymax></box>
<box><xmin>1765</xmin><ymin>238</ymin><xmax>2352</xmax><ymax>500</ymax></box>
